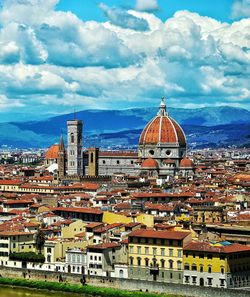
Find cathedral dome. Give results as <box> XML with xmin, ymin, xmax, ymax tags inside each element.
<box><xmin>139</xmin><ymin>99</ymin><xmax>186</xmax><ymax>147</ymax></box>
<box><xmin>45</xmin><ymin>144</ymin><xmax>59</xmax><ymax>160</ymax></box>
<box><xmin>141</xmin><ymin>158</ymin><xmax>159</xmax><ymax>169</ymax></box>
<box><xmin>180</xmin><ymin>158</ymin><xmax>194</xmax><ymax>168</ymax></box>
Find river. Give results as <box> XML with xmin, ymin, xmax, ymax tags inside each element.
<box><xmin>0</xmin><ymin>286</ymin><xmax>79</xmax><ymax>297</ymax></box>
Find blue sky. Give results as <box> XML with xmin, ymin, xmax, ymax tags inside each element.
<box><xmin>0</xmin><ymin>0</ymin><xmax>249</xmax><ymax>122</ymax></box>
<box><xmin>57</xmin><ymin>0</ymin><xmax>234</xmax><ymax>23</ymax></box>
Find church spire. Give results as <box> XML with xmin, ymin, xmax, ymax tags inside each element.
<box><xmin>158</xmin><ymin>97</ymin><xmax>167</xmax><ymax>116</ymax></box>
<box><xmin>59</xmin><ymin>133</ymin><xmax>65</xmax><ymax>151</ymax></box>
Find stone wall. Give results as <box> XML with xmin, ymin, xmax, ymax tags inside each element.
<box><xmin>0</xmin><ymin>266</ymin><xmax>249</xmax><ymax>297</ymax></box>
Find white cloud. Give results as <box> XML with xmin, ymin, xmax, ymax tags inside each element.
<box><xmin>0</xmin><ymin>94</ymin><xmax>24</xmax><ymax>111</ymax></box>
<box><xmin>0</xmin><ymin>1</ymin><xmax>249</xmax><ymax>119</ymax></box>
<box><xmin>135</xmin><ymin>0</ymin><xmax>159</xmax><ymax>12</ymax></box>
<box><xmin>231</xmin><ymin>0</ymin><xmax>250</xmax><ymax>19</ymax></box>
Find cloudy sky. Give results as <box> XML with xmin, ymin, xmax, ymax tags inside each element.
<box><xmin>0</xmin><ymin>0</ymin><xmax>249</xmax><ymax>122</ymax></box>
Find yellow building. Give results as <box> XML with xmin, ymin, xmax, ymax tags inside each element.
<box><xmin>128</xmin><ymin>229</ymin><xmax>192</xmax><ymax>283</ymax></box>
<box><xmin>183</xmin><ymin>241</ymin><xmax>250</xmax><ymax>288</ymax></box>
<box><xmin>61</xmin><ymin>220</ymin><xmax>86</xmax><ymax>239</ymax></box>
<box><xmin>44</xmin><ymin>238</ymin><xmax>88</xmax><ymax>263</ymax></box>
<box><xmin>0</xmin><ymin>231</ymin><xmax>35</xmax><ymax>262</ymax></box>
<box><xmin>103</xmin><ymin>211</ymin><xmax>154</xmax><ymax>228</ymax></box>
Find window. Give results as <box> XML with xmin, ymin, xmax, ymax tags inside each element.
<box><xmin>192</xmin><ymin>276</ymin><xmax>197</xmax><ymax>284</ymax></box>
<box><xmin>169</xmin><ymin>249</ymin><xmax>173</xmax><ymax>257</ymax></box>
<box><xmin>137</xmin><ymin>258</ymin><xmax>141</xmax><ymax>266</ymax></box>
<box><xmin>47</xmin><ymin>247</ymin><xmax>52</xmax><ymax>253</ymax></box>
<box><xmin>153</xmin><ymin>248</ymin><xmax>157</xmax><ymax>256</ymax></box>
<box><xmin>177</xmin><ymin>261</ymin><xmax>182</xmax><ymax>270</ymax></box>
<box><xmin>71</xmin><ymin>133</ymin><xmax>74</xmax><ymax>143</ymax></box>
<box><xmin>221</xmin><ymin>267</ymin><xmax>225</xmax><ymax>274</ymax></box>
<box><xmin>184</xmin><ymin>264</ymin><xmax>189</xmax><ymax>270</ymax></box>
<box><xmin>145</xmin><ymin>247</ymin><xmax>149</xmax><ymax>255</ymax></box>
<box><xmin>220</xmin><ymin>279</ymin><xmax>225</xmax><ymax>287</ymax></box>
<box><xmin>161</xmin><ymin>248</ymin><xmax>165</xmax><ymax>256</ymax></box>
<box><xmin>137</xmin><ymin>246</ymin><xmax>141</xmax><ymax>254</ymax></box>
<box><xmin>116</xmin><ymin>160</ymin><xmax>120</xmax><ymax>165</ymax></box>
<box><xmin>169</xmin><ymin>240</ymin><xmax>173</xmax><ymax>246</ymax></box>
<box><xmin>178</xmin><ymin>250</ymin><xmax>182</xmax><ymax>257</ymax></box>
<box><xmin>161</xmin><ymin>259</ymin><xmax>165</xmax><ymax>268</ymax></box>
<box><xmin>200</xmin><ymin>265</ymin><xmax>204</xmax><ymax>272</ymax></box>
<box><xmin>185</xmin><ymin>276</ymin><xmax>190</xmax><ymax>283</ymax></box>
<box><xmin>169</xmin><ymin>260</ymin><xmax>173</xmax><ymax>269</ymax></box>
<box><xmin>130</xmin><ymin>257</ymin><xmax>134</xmax><ymax>265</ymax></box>
<box><xmin>207</xmin><ymin>277</ymin><xmax>213</xmax><ymax>286</ymax></box>
<box><xmin>145</xmin><ymin>258</ymin><xmax>149</xmax><ymax>266</ymax></box>
<box><xmin>103</xmin><ymin>160</ymin><xmax>106</xmax><ymax>164</ymax></box>
<box><xmin>90</xmin><ymin>153</ymin><xmax>94</xmax><ymax>163</ymax></box>
<box><xmin>129</xmin><ymin>246</ymin><xmax>134</xmax><ymax>254</ymax></box>
<box><xmin>191</xmin><ymin>264</ymin><xmax>197</xmax><ymax>271</ymax></box>
<box><xmin>208</xmin><ymin>265</ymin><xmax>212</xmax><ymax>273</ymax></box>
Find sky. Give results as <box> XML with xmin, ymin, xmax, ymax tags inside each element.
<box><xmin>0</xmin><ymin>0</ymin><xmax>249</xmax><ymax>122</ymax></box>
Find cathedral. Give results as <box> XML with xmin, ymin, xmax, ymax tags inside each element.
<box><xmin>45</xmin><ymin>99</ymin><xmax>194</xmax><ymax>180</ymax></box>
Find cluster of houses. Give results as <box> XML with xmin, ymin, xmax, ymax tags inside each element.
<box><xmin>0</xmin><ymin>147</ymin><xmax>249</xmax><ymax>289</ymax></box>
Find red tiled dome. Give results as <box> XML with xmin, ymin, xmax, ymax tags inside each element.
<box><xmin>139</xmin><ymin>99</ymin><xmax>186</xmax><ymax>146</ymax></box>
<box><xmin>180</xmin><ymin>158</ymin><xmax>194</xmax><ymax>168</ymax></box>
<box><xmin>141</xmin><ymin>158</ymin><xmax>159</xmax><ymax>169</ymax></box>
<box><xmin>45</xmin><ymin>144</ymin><xmax>59</xmax><ymax>160</ymax></box>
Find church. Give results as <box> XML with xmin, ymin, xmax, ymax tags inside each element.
<box><xmin>45</xmin><ymin>98</ymin><xmax>194</xmax><ymax>180</ymax></box>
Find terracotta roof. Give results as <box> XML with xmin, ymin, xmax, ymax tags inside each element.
<box><xmin>141</xmin><ymin>158</ymin><xmax>159</xmax><ymax>169</ymax></box>
<box><xmin>0</xmin><ymin>180</ymin><xmax>22</xmax><ymax>185</ymax></box>
<box><xmin>3</xmin><ymin>200</ymin><xmax>32</xmax><ymax>205</ymax></box>
<box><xmin>180</xmin><ymin>158</ymin><xmax>195</xmax><ymax>168</ymax></box>
<box><xmin>54</xmin><ymin>207</ymin><xmax>103</xmax><ymax>215</ymax></box>
<box><xmin>128</xmin><ymin>229</ymin><xmax>190</xmax><ymax>240</ymax></box>
<box><xmin>139</xmin><ymin>114</ymin><xmax>186</xmax><ymax>146</ymax></box>
<box><xmin>87</xmin><ymin>242</ymin><xmax>120</xmax><ymax>250</ymax></box>
<box><xmin>45</xmin><ymin>144</ymin><xmax>60</xmax><ymax>160</ymax></box>
<box><xmin>184</xmin><ymin>242</ymin><xmax>250</xmax><ymax>254</ymax></box>
<box><xmin>0</xmin><ymin>231</ymin><xmax>34</xmax><ymax>236</ymax></box>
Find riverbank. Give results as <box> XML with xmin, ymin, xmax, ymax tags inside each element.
<box><xmin>0</xmin><ymin>277</ymin><xmax>181</xmax><ymax>297</ymax></box>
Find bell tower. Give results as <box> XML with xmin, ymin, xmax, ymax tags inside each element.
<box><xmin>67</xmin><ymin>119</ymin><xmax>83</xmax><ymax>176</ymax></box>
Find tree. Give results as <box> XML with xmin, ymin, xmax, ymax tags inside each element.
<box><xmin>35</xmin><ymin>229</ymin><xmax>46</xmax><ymax>254</ymax></box>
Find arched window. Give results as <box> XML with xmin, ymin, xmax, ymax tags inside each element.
<box><xmin>119</xmin><ymin>269</ymin><xmax>124</xmax><ymax>278</ymax></box>
<box><xmin>130</xmin><ymin>257</ymin><xmax>134</xmax><ymax>265</ymax></box>
<box><xmin>161</xmin><ymin>259</ymin><xmax>165</xmax><ymax>268</ymax></box>
<box><xmin>137</xmin><ymin>257</ymin><xmax>141</xmax><ymax>266</ymax></box>
<box><xmin>191</xmin><ymin>264</ymin><xmax>197</xmax><ymax>271</ymax></box>
<box><xmin>169</xmin><ymin>260</ymin><xmax>173</xmax><ymax>269</ymax></box>
<box><xmin>71</xmin><ymin>133</ymin><xmax>74</xmax><ymax>143</ymax></box>
<box><xmin>208</xmin><ymin>265</ymin><xmax>212</xmax><ymax>273</ymax></box>
<box><xmin>221</xmin><ymin>266</ymin><xmax>225</xmax><ymax>274</ymax></box>
<box><xmin>200</xmin><ymin>265</ymin><xmax>204</xmax><ymax>272</ymax></box>
<box><xmin>145</xmin><ymin>258</ymin><xmax>149</xmax><ymax>267</ymax></box>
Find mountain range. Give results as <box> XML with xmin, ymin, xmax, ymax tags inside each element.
<box><xmin>0</xmin><ymin>106</ymin><xmax>249</xmax><ymax>149</ymax></box>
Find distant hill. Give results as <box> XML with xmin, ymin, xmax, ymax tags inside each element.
<box><xmin>0</xmin><ymin>106</ymin><xmax>249</xmax><ymax>148</ymax></box>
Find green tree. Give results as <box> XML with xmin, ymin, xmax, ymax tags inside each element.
<box><xmin>34</xmin><ymin>229</ymin><xmax>45</xmax><ymax>254</ymax></box>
